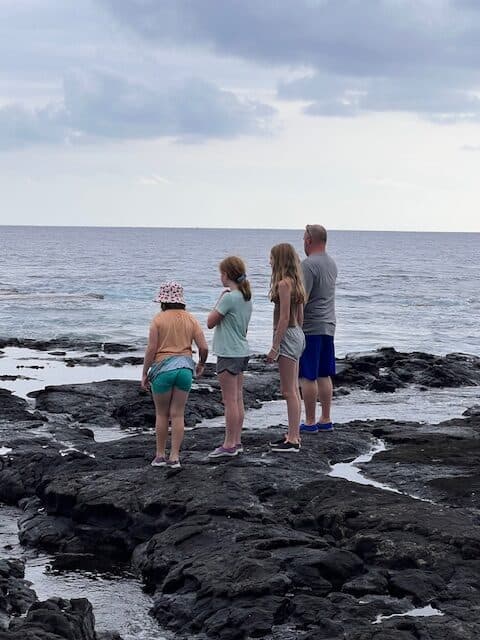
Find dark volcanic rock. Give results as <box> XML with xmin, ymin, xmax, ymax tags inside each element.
<box><xmin>336</xmin><ymin>348</ymin><xmax>480</xmax><ymax>392</ymax></box>
<box><xmin>30</xmin><ymin>361</ymin><xmax>280</xmax><ymax>431</ymax></box>
<box><xmin>2</xmin><ymin>413</ymin><xmax>480</xmax><ymax>639</ymax></box>
<box><xmin>1</xmin><ymin>597</ymin><xmax>96</xmax><ymax>640</ymax></box>
<box><xmin>0</xmin><ymin>556</ymin><xmax>114</xmax><ymax>639</ymax></box>
<box><xmin>0</xmin><ymin>389</ymin><xmax>40</xmax><ymax>423</ymax></box>
<box><xmin>463</xmin><ymin>405</ymin><xmax>480</xmax><ymax>417</ymax></box>
<box><xmin>360</xmin><ymin>413</ymin><xmax>480</xmax><ymax>507</ymax></box>
<box><xmin>3</xmin><ymin>351</ymin><xmax>480</xmax><ymax>638</ymax></box>
<box><xmin>0</xmin><ymin>559</ymin><xmax>36</xmax><ymax>630</ymax></box>
<box><xmin>0</xmin><ymin>337</ymin><xmax>137</xmax><ymax>354</ymax></box>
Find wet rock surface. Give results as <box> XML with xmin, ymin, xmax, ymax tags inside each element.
<box><xmin>1</xmin><ymin>348</ymin><xmax>480</xmax><ymax>639</ymax></box>
<box><xmin>29</xmin><ymin>360</ymin><xmax>279</xmax><ymax>431</ymax></box>
<box><xmin>335</xmin><ymin>347</ymin><xmax>480</xmax><ymax>392</ymax></box>
<box><xmin>0</xmin><ymin>557</ymin><xmax>102</xmax><ymax>640</ymax></box>
<box><xmin>0</xmin><ymin>337</ymin><xmax>137</xmax><ymax>354</ymax></box>
<box><xmin>0</xmin><ymin>389</ymin><xmax>40</xmax><ymax>423</ymax></box>
<box><xmin>0</xmin><ymin>559</ymin><xmax>37</xmax><ymax>630</ymax></box>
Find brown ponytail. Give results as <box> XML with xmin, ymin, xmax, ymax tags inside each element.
<box><xmin>219</xmin><ymin>256</ymin><xmax>252</xmax><ymax>301</ymax></box>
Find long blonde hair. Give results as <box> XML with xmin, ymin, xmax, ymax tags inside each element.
<box><xmin>219</xmin><ymin>256</ymin><xmax>252</xmax><ymax>301</ymax></box>
<box><xmin>269</xmin><ymin>243</ymin><xmax>306</xmax><ymax>304</ymax></box>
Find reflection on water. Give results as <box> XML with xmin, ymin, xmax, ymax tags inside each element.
<box><xmin>203</xmin><ymin>385</ymin><xmax>480</xmax><ymax>430</ymax></box>
<box><xmin>0</xmin><ymin>347</ymin><xmax>141</xmax><ymax>399</ymax></box>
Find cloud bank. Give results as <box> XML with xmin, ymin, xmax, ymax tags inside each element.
<box><xmin>3</xmin><ymin>1</ymin><xmax>480</xmax><ymax>151</ymax></box>
<box><xmin>102</xmin><ymin>0</ymin><xmax>480</xmax><ymax>122</ymax></box>
<box><xmin>0</xmin><ymin>70</ymin><xmax>275</xmax><ymax>149</ymax></box>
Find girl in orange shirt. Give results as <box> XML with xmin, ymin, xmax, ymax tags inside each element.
<box><xmin>142</xmin><ymin>282</ymin><xmax>208</xmax><ymax>468</ymax></box>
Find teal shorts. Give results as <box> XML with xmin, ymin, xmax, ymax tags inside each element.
<box><xmin>150</xmin><ymin>368</ymin><xmax>193</xmax><ymax>394</ymax></box>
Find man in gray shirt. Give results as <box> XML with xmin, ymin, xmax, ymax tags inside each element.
<box><xmin>299</xmin><ymin>224</ymin><xmax>337</xmax><ymax>432</ymax></box>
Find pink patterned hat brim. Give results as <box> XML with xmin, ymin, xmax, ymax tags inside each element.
<box><xmin>154</xmin><ymin>281</ymin><xmax>185</xmax><ymax>305</ymax></box>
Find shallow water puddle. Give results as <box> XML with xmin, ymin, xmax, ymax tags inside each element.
<box><xmin>328</xmin><ymin>440</ymin><xmax>401</xmax><ymax>494</ymax></box>
<box><xmin>328</xmin><ymin>440</ymin><xmax>437</xmax><ymax>504</ymax></box>
<box><xmin>0</xmin><ymin>505</ymin><xmax>170</xmax><ymax>640</ymax></box>
<box><xmin>0</xmin><ymin>347</ymin><xmax>141</xmax><ymax>399</ymax></box>
<box><xmin>373</xmin><ymin>604</ymin><xmax>444</xmax><ymax>624</ymax></box>
<box><xmin>202</xmin><ymin>386</ymin><xmax>480</xmax><ymax>432</ymax></box>
<box><xmin>58</xmin><ymin>442</ymin><xmax>96</xmax><ymax>458</ymax></box>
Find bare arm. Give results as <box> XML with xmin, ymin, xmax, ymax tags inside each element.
<box><xmin>193</xmin><ymin>323</ymin><xmax>209</xmax><ymax>377</ymax></box>
<box><xmin>297</xmin><ymin>302</ymin><xmax>304</xmax><ymax>328</ymax></box>
<box><xmin>267</xmin><ymin>280</ymin><xmax>291</xmax><ymax>362</ymax></box>
<box><xmin>141</xmin><ymin>323</ymin><xmax>159</xmax><ymax>389</ymax></box>
<box><xmin>207</xmin><ymin>309</ymin><xmax>224</xmax><ymax>329</ymax></box>
<box><xmin>207</xmin><ymin>289</ymin><xmax>229</xmax><ymax>329</ymax></box>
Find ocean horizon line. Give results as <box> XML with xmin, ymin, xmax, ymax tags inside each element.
<box><xmin>1</xmin><ymin>224</ymin><xmax>479</xmax><ymax>235</ymax></box>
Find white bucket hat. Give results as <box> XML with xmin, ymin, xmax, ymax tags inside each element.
<box><xmin>154</xmin><ymin>281</ymin><xmax>186</xmax><ymax>305</ymax></box>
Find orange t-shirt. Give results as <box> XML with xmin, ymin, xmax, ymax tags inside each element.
<box><xmin>152</xmin><ymin>310</ymin><xmax>203</xmax><ymax>363</ymax></box>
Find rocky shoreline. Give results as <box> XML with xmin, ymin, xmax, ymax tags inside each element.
<box><xmin>1</xmin><ymin>346</ymin><xmax>480</xmax><ymax>639</ymax></box>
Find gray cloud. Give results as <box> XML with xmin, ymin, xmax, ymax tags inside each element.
<box><xmin>102</xmin><ymin>0</ymin><xmax>480</xmax><ymax>122</ymax></box>
<box><xmin>0</xmin><ymin>70</ymin><xmax>275</xmax><ymax>149</ymax></box>
<box><xmin>281</xmin><ymin>71</ymin><xmax>480</xmax><ymax>122</ymax></box>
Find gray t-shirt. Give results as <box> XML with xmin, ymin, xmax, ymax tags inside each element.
<box><xmin>302</xmin><ymin>252</ymin><xmax>337</xmax><ymax>336</ymax></box>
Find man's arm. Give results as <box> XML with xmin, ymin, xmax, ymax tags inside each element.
<box><xmin>302</xmin><ymin>261</ymin><xmax>314</xmax><ymax>301</ymax></box>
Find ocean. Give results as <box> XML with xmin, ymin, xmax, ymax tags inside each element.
<box><xmin>0</xmin><ymin>226</ymin><xmax>479</xmax><ymax>357</ymax></box>
<box><xmin>1</xmin><ymin>225</ymin><xmax>479</xmax><ymax>640</ymax></box>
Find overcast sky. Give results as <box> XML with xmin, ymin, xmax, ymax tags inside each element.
<box><xmin>1</xmin><ymin>0</ymin><xmax>480</xmax><ymax>231</ymax></box>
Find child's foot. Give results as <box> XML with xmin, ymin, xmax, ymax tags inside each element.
<box><xmin>317</xmin><ymin>422</ymin><xmax>334</xmax><ymax>431</ymax></box>
<box><xmin>151</xmin><ymin>456</ymin><xmax>167</xmax><ymax>467</ymax></box>
<box><xmin>208</xmin><ymin>446</ymin><xmax>238</xmax><ymax>458</ymax></box>
<box><xmin>270</xmin><ymin>440</ymin><xmax>300</xmax><ymax>453</ymax></box>
<box><xmin>235</xmin><ymin>443</ymin><xmax>244</xmax><ymax>453</ymax></box>
<box><xmin>167</xmin><ymin>459</ymin><xmax>181</xmax><ymax>469</ymax></box>
<box><xmin>299</xmin><ymin>423</ymin><xmax>319</xmax><ymax>433</ymax></box>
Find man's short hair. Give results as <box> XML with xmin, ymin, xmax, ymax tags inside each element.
<box><xmin>305</xmin><ymin>224</ymin><xmax>327</xmax><ymax>244</ymax></box>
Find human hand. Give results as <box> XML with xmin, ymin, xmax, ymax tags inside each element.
<box><xmin>266</xmin><ymin>348</ymin><xmax>279</xmax><ymax>364</ymax></box>
<box><xmin>141</xmin><ymin>374</ymin><xmax>150</xmax><ymax>391</ymax></box>
<box><xmin>196</xmin><ymin>362</ymin><xmax>205</xmax><ymax>378</ymax></box>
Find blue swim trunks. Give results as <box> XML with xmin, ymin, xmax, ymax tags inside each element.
<box><xmin>299</xmin><ymin>334</ymin><xmax>336</xmax><ymax>380</ymax></box>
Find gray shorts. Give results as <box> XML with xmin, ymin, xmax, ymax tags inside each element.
<box><xmin>216</xmin><ymin>356</ymin><xmax>249</xmax><ymax>375</ymax></box>
<box><xmin>279</xmin><ymin>326</ymin><xmax>306</xmax><ymax>361</ymax></box>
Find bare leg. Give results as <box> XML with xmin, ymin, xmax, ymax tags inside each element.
<box><xmin>317</xmin><ymin>376</ymin><xmax>333</xmax><ymax>424</ymax></box>
<box><xmin>152</xmin><ymin>390</ymin><xmax>173</xmax><ymax>457</ymax></box>
<box><xmin>278</xmin><ymin>356</ymin><xmax>301</xmax><ymax>444</ymax></box>
<box><xmin>168</xmin><ymin>388</ymin><xmax>189</xmax><ymax>461</ymax></box>
<box><xmin>218</xmin><ymin>371</ymin><xmax>239</xmax><ymax>449</ymax></box>
<box><xmin>236</xmin><ymin>373</ymin><xmax>245</xmax><ymax>445</ymax></box>
<box><xmin>299</xmin><ymin>377</ymin><xmax>318</xmax><ymax>426</ymax></box>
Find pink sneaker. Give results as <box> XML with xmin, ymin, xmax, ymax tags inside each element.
<box><xmin>208</xmin><ymin>446</ymin><xmax>238</xmax><ymax>458</ymax></box>
<box><xmin>151</xmin><ymin>456</ymin><xmax>167</xmax><ymax>467</ymax></box>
